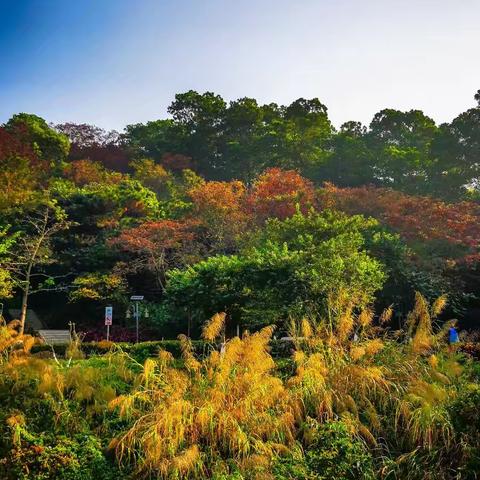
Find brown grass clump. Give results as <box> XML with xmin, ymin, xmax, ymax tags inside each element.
<box><xmin>0</xmin><ymin>319</ymin><xmax>37</xmax><ymax>363</ymax></box>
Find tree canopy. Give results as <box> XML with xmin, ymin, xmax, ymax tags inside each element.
<box><xmin>1</xmin><ymin>89</ymin><xmax>479</xmax><ymax>335</ymax></box>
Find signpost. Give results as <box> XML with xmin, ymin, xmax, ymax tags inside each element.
<box><xmin>130</xmin><ymin>296</ymin><xmax>144</xmax><ymax>343</ymax></box>
<box><xmin>105</xmin><ymin>306</ymin><xmax>113</xmax><ymax>341</ymax></box>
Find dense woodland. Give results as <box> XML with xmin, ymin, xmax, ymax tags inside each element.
<box><xmin>1</xmin><ymin>90</ymin><xmax>480</xmax><ymax>479</ymax></box>
<box><xmin>1</xmin><ymin>89</ymin><xmax>480</xmax><ymax>336</ymax></box>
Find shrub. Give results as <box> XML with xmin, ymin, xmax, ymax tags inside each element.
<box><xmin>0</xmin><ymin>432</ymin><xmax>128</xmax><ymax>480</ymax></box>
<box><xmin>449</xmin><ymin>383</ymin><xmax>480</xmax><ymax>437</ymax></box>
<box><xmin>30</xmin><ymin>339</ymin><xmax>208</xmax><ymax>362</ymax></box>
<box><xmin>273</xmin><ymin>419</ymin><xmax>375</xmax><ymax>480</ymax></box>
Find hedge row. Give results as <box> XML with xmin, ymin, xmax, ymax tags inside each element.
<box><xmin>30</xmin><ymin>339</ymin><xmax>294</xmax><ymax>362</ymax></box>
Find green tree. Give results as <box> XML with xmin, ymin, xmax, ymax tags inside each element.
<box><xmin>4</xmin><ymin>113</ymin><xmax>70</xmax><ymax>169</ymax></box>
<box><xmin>278</xmin><ymin>98</ymin><xmax>333</xmax><ymax>175</ymax></box>
<box><xmin>432</xmin><ymin>91</ymin><xmax>480</xmax><ymax>199</ymax></box>
<box><xmin>165</xmin><ymin>210</ymin><xmax>386</xmax><ymax>332</ymax></box>
<box><xmin>1</xmin><ymin>202</ymin><xmax>71</xmax><ymax>333</ymax></box>
<box><xmin>367</xmin><ymin>109</ymin><xmax>439</xmax><ymax>194</ymax></box>
<box><xmin>124</xmin><ymin>119</ymin><xmax>187</xmax><ymax>163</ymax></box>
<box><xmin>167</xmin><ymin>90</ymin><xmax>227</xmax><ymax>178</ymax></box>
<box><xmin>124</xmin><ymin>92</ymin><xmax>334</xmax><ymax>182</ymax></box>
<box><xmin>316</xmin><ymin>121</ymin><xmax>375</xmax><ymax>186</ymax></box>
<box><xmin>219</xmin><ymin>97</ymin><xmax>268</xmax><ymax>179</ymax></box>
<box><xmin>0</xmin><ymin>227</ymin><xmax>16</xmax><ymax>299</ymax></box>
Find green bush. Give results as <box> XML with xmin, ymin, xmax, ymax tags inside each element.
<box><xmin>0</xmin><ymin>432</ymin><xmax>128</xmax><ymax>480</ymax></box>
<box><xmin>447</xmin><ymin>383</ymin><xmax>480</xmax><ymax>475</ymax></box>
<box><xmin>450</xmin><ymin>383</ymin><xmax>480</xmax><ymax>436</ymax></box>
<box><xmin>30</xmin><ymin>338</ymin><xmax>296</xmax><ymax>362</ymax></box>
<box><xmin>273</xmin><ymin>419</ymin><xmax>376</xmax><ymax>480</ymax></box>
<box><xmin>31</xmin><ymin>339</ymin><xmax>208</xmax><ymax>362</ymax></box>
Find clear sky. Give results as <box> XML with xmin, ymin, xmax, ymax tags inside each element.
<box><xmin>1</xmin><ymin>0</ymin><xmax>479</xmax><ymax>131</ymax></box>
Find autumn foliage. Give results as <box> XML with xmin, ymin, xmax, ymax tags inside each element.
<box><xmin>321</xmin><ymin>183</ymin><xmax>480</xmax><ymax>261</ymax></box>
<box><xmin>161</xmin><ymin>152</ymin><xmax>193</xmax><ymax>172</ymax></box>
<box><xmin>246</xmin><ymin>168</ymin><xmax>316</xmax><ymax>223</ymax></box>
<box><xmin>0</xmin><ymin>126</ymin><xmax>38</xmax><ymax>164</ymax></box>
<box><xmin>63</xmin><ymin>159</ymin><xmax>121</xmax><ymax>186</ymax></box>
<box><xmin>0</xmin><ymin>126</ymin><xmax>48</xmax><ymax>208</ymax></box>
<box><xmin>188</xmin><ymin>180</ymin><xmax>250</xmax><ymax>250</ymax></box>
<box><xmin>109</xmin><ymin>219</ymin><xmax>199</xmax><ymax>289</ymax></box>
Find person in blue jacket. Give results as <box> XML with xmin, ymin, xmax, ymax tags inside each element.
<box><xmin>448</xmin><ymin>322</ymin><xmax>460</xmax><ymax>352</ymax></box>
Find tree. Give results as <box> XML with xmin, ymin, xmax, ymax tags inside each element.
<box><xmin>55</xmin><ymin>122</ymin><xmax>118</xmax><ymax>149</ymax></box>
<box><xmin>63</xmin><ymin>159</ymin><xmax>121</xmax><ymax>187</ymax></box>
<box><xmin>167</xmin><ymin>90</ymin><xmax>227</xmax><ymax>178</ymax></box>
<box><xmin>131</xmin><ymin>158</ymin><xmax>171</xmax><ymax>198</ymax></box>
<box><xmin>219</xmin><ymin>97</ymin><xmax>267</xmax><ymax>179</ymax></box>
<box><xmin>165</xmin><ymin>210</ymin><xmax>386</xmax><ymax>332</ymax></box>
<box><xmin>278</xmin><ymin>97</ymin><xmax>333</xmax><ymax>175</ymax></box>
<box><xmin>109</xmin><ymin>219</ymin><xmax>200</xmax><ymax>292</ymax></box>
<box><xmin>56</xmin><ymin>122</ymin><xmax>131</xmax><ymax>172</ymax></box>
<box><xmin>0</xmin><ymin>226</ymin><xmax>16</xmax><ymax>298</ymax></box>
<box><xmin>367</xmin><ymin>109</ymin><xmax>439</xmax><ymax>194</ymax></box>
<box><xmin>0</xmin><ymin>126</ymin><xmax>45</xmax><ymax>209</ymax></box>
<box><xmin>432</xmin><ymin>93</ymin><xmax>480</xmax><ymax>199</ymax></box>
<box><xmin>321</xmin><ymin>184</ymin><xmax>480</xmax><ymax>258</ymax></box>
<box><xmin>5</xmin><ymin>114</ymin><xmax>70</xmax><ymax>169</ymax></box>
<box><xmin>315</xmin><ymin>121</ymin><xmax>375</xmax><ymax>187</ymax></box>
<box><xmin>58</xmin><ymin>178</ymin><xmax>161</xmax><ymax>229</ymax></box>
<box><xmin>246</xmin><ymin>168</ymin><xmax>316</xmax><ymax>223</ymax></box>
<box><xmin>320</xmin><ymin>183</ymin><xmax>480</xmax><ymax>313</ymax></box>
<box><xmin>69</xmin><ymin>272</ymin><xmax>126</xmax><ymax>303</ymax></box>
<box><xmin>124</xmin><ymin>92</ymin><xmax>333</xmax><ymax>182</ymax></box>
<box><xmin>1</xmin><ymin>203</ymin><xmax>71</xmax><ymax>333</ymax></box>
<box><xmin>47</xmin><ymin>176</ymin><xmax>163</xmax><ymax>303</ymax></box>
<box><xmin>188</xmin><ymin>180</ymin><xmax>250</xmax><ymax>252</ymax></box>
<box><xmin>124</xmin><ymin>119</ymin><xmax>187</xmax><ymax>166</ymax></box>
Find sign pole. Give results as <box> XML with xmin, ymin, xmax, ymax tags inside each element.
<box><xmin>129</xmin><ymin>296</ymin><xmax>144</xmax><ymax>344</ymax></box>
<box><xmin>105</xmin><ymin>306</ymin><xmax>113</xmax><ymax>341</ymax></box>
<box><xmin>135</xmin><ymin>301</ymin><xmax>139</xmax><ymax>343</ymax></box>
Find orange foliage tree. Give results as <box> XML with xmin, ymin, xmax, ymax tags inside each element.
<box><xmin>188</xmin><ymin>180</ymin><xmax>250</xmax><ymax>252</ymax></box>
<box><xmin>109</xmin><ymin>219</ymin><xmax>200</xmax><ymax>291</ymax></box>
<box><xmin>321</xmin><ymin>184</ymin><xmax>480</xmax><ymax>261</ymax></box>
<box><xmin>63</xmin><ymin>159</ymin><xmax>121</xmax><ymax>186</ymax></box>
<box><xmin>246</xmin><ymin>168</ymin><xmax>316</xmax><ymax>223</ymax></box>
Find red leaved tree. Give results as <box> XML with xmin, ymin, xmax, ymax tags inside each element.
<box><xmin>320</xmin><ymin>183</ymin><xmax>480</xmax><ymax>262</ymax></box>
<box><xmin>109</xmin><ymin>219</ymin><xmax>200</xmax><ymax>291</ymax></box>
<box><xmin>246</xmin><ymin>168</ymin><xmax>316</xmax><ymax>223</ymax></box>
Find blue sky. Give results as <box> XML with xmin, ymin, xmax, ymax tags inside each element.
<box><xmin>1</xmin><ymin>0</ymin><xmax>479</xmax><ymax>131</ymax></box>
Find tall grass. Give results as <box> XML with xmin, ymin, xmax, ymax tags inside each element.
<box><xmin>105</xmin><ymin>293</ymin><xmax>473</xmax><ymax>479</ymax></box>
<box><xmin>1</xmin><ymin>294</ymin><xmax>476</xmax><ymax>479</ymax></box>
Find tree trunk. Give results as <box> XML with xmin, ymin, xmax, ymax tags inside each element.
<box><xmin>19</xmin><ymin>285</ymin><xmax>29</xmax><ymax>335</ymax></box>
<box><xmin>19</xmin><ymin>260</ymin><xmax>33</xmax><ymax>335</ymax></box>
